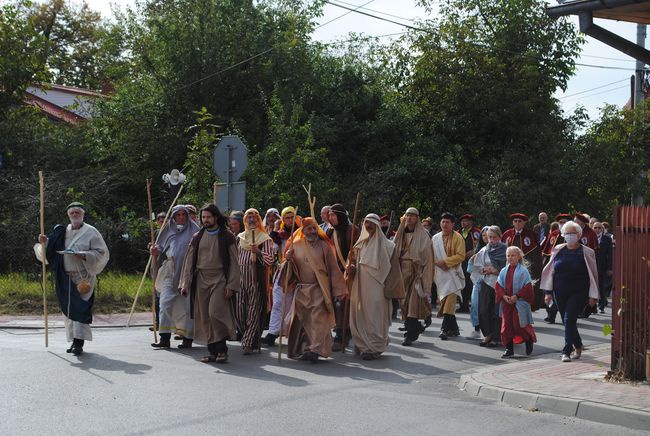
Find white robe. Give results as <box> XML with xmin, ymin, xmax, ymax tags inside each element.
<box><xmin>61</xmin><ymin>223</ymin><xmax>109</xmax><ymax>341</ymax></box>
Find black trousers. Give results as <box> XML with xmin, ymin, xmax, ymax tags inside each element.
<box><xmin>208</xmin><ymin>339</ymin><xmax>227</xmax><ymax>355</ymax></box>
<box><xmin>441</xmin><ymin>314</ymin><xmax>459</xmax><ymax>334</ymax></box>
<box><xmin>404</xmin><ymin>317</ymin><xmax>423</xmax><ymax>341</ymax></box>
<box><xmin>478</xmin><ymin>284</ymin><xmax>500</xmax><ymax>339</ymax></box>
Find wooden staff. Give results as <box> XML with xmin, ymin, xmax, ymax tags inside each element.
<box><xmin>39</xmin><ymin>171</ymin><xmax>48</xmax><ymax>348</ymax></box>
<box><xmin>341</xmin><ymin>192</ymin><xmax>361</xmax><ymax>353</ymax></box>
<box><xmin>302</xmin><ymin>184</ymin><xmax>317</xmax><ymax>219</ymax></box>
<box><xmin>127</xmin><ymin>183</ymin><xmax>185</xmax><ymax>327</ymax></box>
<box><xmin>386</xmin><ymin>210</ymin><xmax>394</xmax><ymax>236</ymax></box>
<box><xmin>277</xmin><ymin>206</ymin><xmax>298</xmax><ymax>363</ymax></box>
<box><xmin>146</xmin><ymin>178</ymin><xmax>158</xmax><ymax>343</ymax></box>
<box><xmin>213</xmin><ymin>182</ymin><xmax>218</xmax><ymax>204</ymax></box>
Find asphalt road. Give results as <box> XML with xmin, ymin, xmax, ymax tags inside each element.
<box><xmin>1</xmin><ymin>309</ymin><xmax>642</xmax><ymax>435</ymax></box>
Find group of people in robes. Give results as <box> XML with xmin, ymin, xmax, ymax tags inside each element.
<box><xmin>35</xmin><ymin>199</ymin><xmax>602</xmax><ymax>365</ymax></box>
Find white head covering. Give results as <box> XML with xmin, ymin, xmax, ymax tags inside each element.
<box><xmin>354</xmin><ymin>213</ymin><xmax>395</xmax><ymax>284</ymax></box>
<box><xmin>156</xmin><ymin>205</ymin><xmax>201</xmax><ymax>287</ymax></box>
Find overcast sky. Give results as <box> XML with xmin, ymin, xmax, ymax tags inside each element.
<box><xmin>85</xmin><ymin>0</ymin><xmax>644</xmax><ymax>121</ymax></box>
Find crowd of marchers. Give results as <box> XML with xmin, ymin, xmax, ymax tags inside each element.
<box><xmin>37</xmin><ymin>202</ymin><xmax>612</xmax><ymax>364</ymax></box>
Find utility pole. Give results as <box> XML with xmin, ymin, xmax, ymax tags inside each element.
<box><xmin>634</xmin><ymin>23</ymin><xmax>646</xmax><ymax>108</ymax></box>
<box><xmin>633</xmin><ymin>24</ymin><xmax>647</xmax><ymax>205</ymax></box>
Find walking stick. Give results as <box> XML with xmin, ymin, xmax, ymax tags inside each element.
<box><xmin>341</xmin><ymin>192</ymin><xmax>361</xmax><ymax>353</ymax></box>
<box><xmin>146</xmin><ymin>178</ymin><xmax>158</xmax><ymax>343</ymax></box>
<box><xmin>127</xmin><ymin>183</ymin><xmax>185</xmax><ymax>327</ymax></box>
<box><xmin>386</xmin><ymin>210</ymin><xmax>394</xmax><ymax>236</ymax></box>
<box><xmin>39</xmin><ymin>171</ymin><xmax>48</xmax><ymax>347</ymax></box>
<box><xmin>277</xmin><ymin>206</ymin><xmax>298</xmax><ymax>363</ymax></box>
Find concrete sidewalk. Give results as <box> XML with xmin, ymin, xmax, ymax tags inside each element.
<box><xmin>0</xmin><ymin>312</ymin><xmax>152</xmax><ymax>329</ymax></box>
<box><xmin>459</xmin><ymin>345</ymin><xmax>650</xmax><ymax>431</ymax></box>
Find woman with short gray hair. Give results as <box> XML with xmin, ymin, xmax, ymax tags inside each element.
<box><xmin>540</xmin><ymin>220</ymin><xmax>599</xmax><ymax>362</ymax></box>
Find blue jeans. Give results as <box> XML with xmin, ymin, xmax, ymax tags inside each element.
<box><xmin>554</xmin><ymin>290</ymin><xmax>587</xmax><ymax>355</ymax></box>
<box><xmin>470</xmin><ymin>281</ymin><xmax>480</xmax><ymax>327</ymax></box>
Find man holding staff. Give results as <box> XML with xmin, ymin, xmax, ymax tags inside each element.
<box><xmin>37</xmin><ymin>202</ymin><xmax>109</xmax><ymax>355</ymax></box>
<box><xmin>149</xmin><ymin>205</ymin><xmax>199</xmax><ymax>349</ymax></box>
<box><xmin>282</xmin><ymin>218</ymin><xmax>347</xmax><ymax>362</ymax></box>
<box><xmin>236</xmin><ymin>208</ymin><xmax>275</xmax><ymax>354</ymax></box>
<box><xmin>394</xmin><ymin>207</ymin><xmax>434</xmax><ymax>346</ymax></box>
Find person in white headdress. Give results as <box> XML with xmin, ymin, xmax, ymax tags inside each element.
<box><xmin>346</xmin><ymin>214</ymin><xmax>405</xmax><ymax>359</ymax></box>
<box><xmin>393</xmin><ymin>207</ymin><xmax>434</xmax><ymax>346</ymax></box>
<box><xmin>150</xmin><ymin>205</ymin><xmax>200</xmax><ymax>349</ymax></box>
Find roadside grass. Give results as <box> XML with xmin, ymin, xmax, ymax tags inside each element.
<box><xmin>0</xmin><ymin>272</ymin><xmax>153</xmax><ymax>315</ymax></box>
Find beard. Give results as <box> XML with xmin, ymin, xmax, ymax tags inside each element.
<box><xmin>69</xmin><ymin>218</ymin><xmax>83</xmax><ymax>227</ymax></box>
<box><xmin>305</xmin><ymin>234</ymin><xmax>319</xmax><ymax>242</ymax></box>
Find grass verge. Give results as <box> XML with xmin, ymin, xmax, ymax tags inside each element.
<box><xmin>0</xmin><ymin>272</ymin><xmax>154</xmax><ymax>315</ymax></box>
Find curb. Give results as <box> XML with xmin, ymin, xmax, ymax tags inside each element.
<box><xmin>459</xmin><ymin>374</ymin><xmax>650</xmax><ymax>431</ymax></box>
<box><xmin>0</xmin><ymin>323</ymin><xmax>151</xmax><ymax>330</ymax></box>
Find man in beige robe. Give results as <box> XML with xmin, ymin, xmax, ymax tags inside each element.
<box><xmin>346</xmin><ymin>214</ymin><xmax>404</xmax><ymax>360</ymax></box>
<box><xmin>394</xmin><ymin>207</ymin><xmax>434</xmax><ymax>346</ymax></box>
<box><xmin>283</xmin><ymin>218</ymin><xmax>348</xmax><ymax>362</ymax></box>
<box><xmin>180</xmin><ymin>204</ymin><xmax>240</xmax><ymax>364</ymax></box>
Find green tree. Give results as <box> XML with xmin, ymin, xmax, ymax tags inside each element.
<box><xmin>0</xmin><ymin>0</ymin><xmax>48</xmax><ymax>115</ymax></box>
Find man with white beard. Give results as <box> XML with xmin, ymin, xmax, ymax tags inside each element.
<box><xmin>37</xmin><ymin>202</ymin><xmax>109</xmax><ymax>355</ymax></box>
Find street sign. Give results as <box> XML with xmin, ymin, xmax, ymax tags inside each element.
<box><xmin>215</xmin><ymin>181</ymin><xmax>246</xmax><ymax>213</ymax></box>
<box><xmin>213</xmin><ymin>135</ymin><xmax>248</xmax><ymax>182</ymax></box>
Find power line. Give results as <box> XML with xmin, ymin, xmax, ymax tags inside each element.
<box><xmin>558</xmin><ymin>78</ymin><xmax>629</xmax><ymax>99</ymax></box>
<box><xmin>324</xmin><ymin>1</ymin><xmax>422</xmax><ymax>31</ymax></box>
<box><xmin>331</xmin><ymin>0</ymin><xmax>418</xmax><ymax>23</ymax></box>
<box><xmin>317</xmin><ymin>0</ymin><xmax>377</xmax><ymax>28</ymax></box>
<box><xmin>561</xmin><ymin>84</ymin><xmax>629</xmax><ymax>103</ymax></box>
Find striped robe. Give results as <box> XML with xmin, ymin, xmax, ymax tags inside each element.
<box><xmin>236</xmin><ymin>239</ymin><xmax>275</xmax><ymax>348</ymax></box>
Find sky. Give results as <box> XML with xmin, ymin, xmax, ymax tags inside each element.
<box><xmin>84</xmin><ymin>0</ymin><xmax>645</xmax><ymax>121</ymax></box>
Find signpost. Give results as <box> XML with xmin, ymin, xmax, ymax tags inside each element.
<box><xmin>213</xmin><ymin>135</ymin><xmax>248</xmax><ymax>212</ymax></box>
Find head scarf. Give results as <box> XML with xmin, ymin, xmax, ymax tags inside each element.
<box><xmin>354</xmin><ymin>213</ymin><xmax>395</xmax><ymax>284</ymax></box>
<box><xmin>393</xmin><ymin>207</ymin><xmax>431</xmax><ymax>268</ymax></box>
<box><xmin>329</xmin><ymin>203</ymin><xmax>351</xmax><ymax>255</ymax></box>
<box><xmin>280</xmin><ymin>206</ymin><xmax>302</xmax><ymax>230</ymax></box>
<box><xmin>291</xmin><ymin>217</ymin><xmax>331</xmax><ymax>246</ymax></box>
<box><xmin>263</xmin><ymin>208</ymin><xmax>280</xmax><ymax>229</ymax></box>
<box><xmin>238</xmin><ymin>208</ymin><xmax>272</xmax><ymax>250</ymax></box>
<box><xmin>156</xmin><ymin>205</ymin><xmax>200</xmax><ymax>287</ymax></box>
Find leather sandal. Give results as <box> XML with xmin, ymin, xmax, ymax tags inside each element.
<box><xmin>200</xmin><ymin>355</ymin><xmax>217</xmax><ymax>363</ymax></box>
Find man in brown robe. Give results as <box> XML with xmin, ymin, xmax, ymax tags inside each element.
<box><xmin>326</xmin><ymin>203</ymin><xmax>360</xmax><ymax>351</ymax></box>
<box><xmin>180</xmin><ymin>204</ymin><xmax>240</xmax><ymax>364</ymax></box>
<box><xmin>394</xmin><ymin>207</ymin><xmax>434</xmax><ymax>346</ymax></box>
<box><xmin>283</xmin><ymin>218</ymin><xmax>348</xmax><ymax>362</ymax></box>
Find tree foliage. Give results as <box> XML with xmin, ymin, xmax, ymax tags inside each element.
<box><xmin>1</xmin><ymin>0</ymin><xmax>647</xmax><ymax>274</ymax></box>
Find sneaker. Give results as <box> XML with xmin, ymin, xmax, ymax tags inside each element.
<box><xmin>448</xmin><ymin>330</ymin><xmax>460</xmax><ymax>337</ymax></box>
<box><xmin>402</xmin><ymin>338</ymin><xmax>413</xmax><ymax>346</ymax></box>
<box><xmin>501</xmin><ymin>349</ymin><xmax>514</xmax><ymax>359</ymax></box>
<box><xmin>439</xmin><ymin>332</ymin><xmax>448</xmax><ymax>341</ymax></box>
<box><xmin>543</xmin><ymin>317</ymin><xmax>555</xmax><ymax>324</ymax></box>
<box><xmin>561</xmin><ymin>354</ymin><xmax>571</xmax><ymax>362</ymax></box>
<box><xmin>467</xmin><ymin>330</ymin><xmax>482</xmax><ymax>340</ymax></box>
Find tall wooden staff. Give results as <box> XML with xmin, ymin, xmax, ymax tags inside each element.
<box><xmin>277</xmin><ymin>206</ymin><xmax>298</xmax><ymax>363</ymax></box>
<box><xmin>39</xmin><ymin>171</ymin><xmax>48</xmax><ymax>347</ymax></box>
<box><xmin>146</xmin><ymin>178</ymin><xmax>158</xmax><ymax>343</ymax></box>
<box><xmin>302</xmin><ymin>184</ymin><xmax>317</xmax><ymax>218</ymax></box>
<box><xmin>341</xmin><ymin>192</ymin><xmax>361</xmax><ymax>353</ymax></box>
<box><xmin>126</xmin><ymin>183</ymin><xmax>185</xmax><ymax>326</ymax></box>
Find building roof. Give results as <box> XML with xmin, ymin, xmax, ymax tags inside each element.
<box><xmin>24</xmin><ymin>83</ymin><xmax>105</xmax><ymax>124</ymax></box>
<box><xmin>547</xmin><ymin>0</ymin><xmax>650</xmax><ymax>24</ymax></box>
